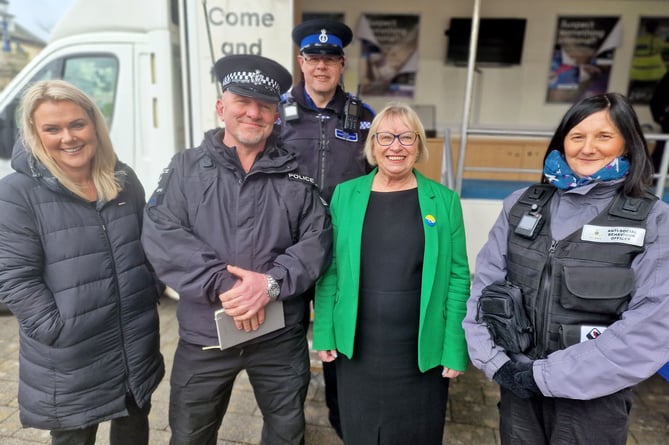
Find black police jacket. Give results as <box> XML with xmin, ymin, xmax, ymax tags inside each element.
<box><xmin>279</xmin><ymin>81</ymin><xmax>374</xmax><ymax>202</ymax></box>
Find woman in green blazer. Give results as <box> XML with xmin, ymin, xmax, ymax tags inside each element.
<box><xmin>313</xmin><ymin>103</ymin><xmax>470</xmax><ymax>444</ymax></box>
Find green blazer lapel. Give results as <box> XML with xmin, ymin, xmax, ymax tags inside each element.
<box><xmin>346</xmin><ymin>171</ymin><xmax>374</xmax><ymax>292</ymax></box>
<box><xmin>416</xmin><ymin>171</ymin><xmax>439</xmax><ymax>321</ymax></box>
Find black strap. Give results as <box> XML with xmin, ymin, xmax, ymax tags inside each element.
<box><xmin>517</xmin><ymin>184</ymin><xmax>556</xmax><ymax>209</ymax></box>
<box><xmin>608</xmin><ymin>191</ymin><xmax>658</xmax><ymax>221</ymax></box>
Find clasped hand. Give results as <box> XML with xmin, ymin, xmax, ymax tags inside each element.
<box><xmin>218</xmin><ymin>265</ymin><xmax>271</xmax><ymax>332</ymax></box>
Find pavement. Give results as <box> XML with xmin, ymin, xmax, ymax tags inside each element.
<box><xmin>0</xmin><ymin>296</ymin><xmax>667</xmax><ymax>445</ymax></box>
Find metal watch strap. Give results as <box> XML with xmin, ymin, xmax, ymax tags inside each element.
<box><xmin>265</xmin><ymin>274</ymin><xmax>280</xmax><ymax>300</ymax></box>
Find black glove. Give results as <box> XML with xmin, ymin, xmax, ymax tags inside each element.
<box><xmin>493</xmin><ymin>360</ymin><xmax>541</xmax><ymax>399</ymax></box>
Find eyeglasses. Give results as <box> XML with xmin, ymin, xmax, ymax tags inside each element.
<box><xmin>373</xmin><ymin>131</ymin><xmax>419</xmax><ymax>146</ymax></box>
<box><xmin>302</xmin><ymin>55</ymin><xmax>343</xmax><ymax>67</ymax></box>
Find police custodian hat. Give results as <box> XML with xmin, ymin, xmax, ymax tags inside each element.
<box><xmin>214</xmin><ymin>54</ymin><xmax>292</xmax><ymax>103</ymax></box>
<box><xmin>292</xmin><ymin>18</ymin><xmax>353</xmax><ymax>56</ymax></box>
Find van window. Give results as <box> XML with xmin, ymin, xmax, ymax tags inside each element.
<box><xmin>0</xmin><ymin>55</ymin><xmax>119</xmax><ymax>160</ymax></box>
<box><xmin>29</xmin><ymin>55</ymin><xmax>119</xmax><ymax>126</ymax></box>
<box><xmin>62</xmin><ymin>56</ymin><xmax>119</xmax><ymax>127</ymax></box>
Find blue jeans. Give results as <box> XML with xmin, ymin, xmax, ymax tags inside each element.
<box><xmin>50</xmin><ymin>394</ymin><xmax>150</xmax><ymax>445</ymax></box>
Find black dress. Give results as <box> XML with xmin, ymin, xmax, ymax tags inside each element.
<box><xmin>336</xmin><ymin>188</ymin><xmax>450</xmax><ymax>445</ymax></box>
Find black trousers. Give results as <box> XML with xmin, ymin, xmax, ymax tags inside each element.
<box><xmin>322</xmin><ymin>360</ymin><xmax>341</xmax><ymax>436</ymax></box>
<box><xmin>498</xmin><ymin>387</ymin><xmax>632</xmax><ymax>445</ymax></box>
<box><xmin>304</xmin><ymin>286</ymin><xmax>342</xmax><ymax>438</ymax></box>
<box><xmin>50</xmin><ymin>394</ymin><xmax>150</xmax><ymax>445</ymax></box>
<box><xmin>168</xmin><ymin>325</ymin><xmax>310</xmax><ymax>445</ymax></box>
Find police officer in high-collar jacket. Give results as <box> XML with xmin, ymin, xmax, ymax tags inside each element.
<box><xmin>280</xmin><ymin>18</ymin><xmax>375</xmax><ymax>203</ymax></box>
<box><xmin>279</xmin><ymin>19</ymin><xmax>375</xmax><ymax>438</ymax></box>
<box><xmin>142</xmin><ymin>54</ymin><xmax>332</xmax><ymax>445</ymax></box>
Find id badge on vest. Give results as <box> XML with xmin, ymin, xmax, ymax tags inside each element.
<box><xmin>581</xmin><ymin>225</ymin><xmax>646</xmax><ymax>247</ymax></box>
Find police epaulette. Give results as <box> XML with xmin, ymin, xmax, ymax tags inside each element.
<box><xmin>361</xmin><ymin>102</ymin><xmax>375</xmax><ymax>116</ymax></box>
<box><xmin>200</xmin><ymin>155</ymin><xmax>214</xmax><ymax>169</ymax></box>
<box><xmin>147</xmin><ymin>167</ymin><xmax>173</xmax><ymax>207</ymax></box>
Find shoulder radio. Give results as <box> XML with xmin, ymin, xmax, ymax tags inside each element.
<box><xmin>343</xmin><ymin>87</ymin><xmax>362</xmax><ymax>132</ymax></box>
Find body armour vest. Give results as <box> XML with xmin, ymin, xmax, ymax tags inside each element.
<box><xmin>506</xmin><ymin>184</ymin><xmax>657</xmax><ymax>359</ymax></box>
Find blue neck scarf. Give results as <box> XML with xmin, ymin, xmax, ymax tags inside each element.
<box><xmin>543</xmin><ymin>150</ymin><xmax>630</xmax><ymax>190</ymax></box>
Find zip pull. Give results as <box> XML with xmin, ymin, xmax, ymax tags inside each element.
<box><xmin>548</xmin><ymin>239</ymin><xmax>558</xmax><ymax>254</ymax></box>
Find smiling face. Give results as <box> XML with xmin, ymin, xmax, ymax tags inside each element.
<box><xmin>372</xmin><ymin>115</ymin><xmax>419</xmax><ymax>182</ymax></box>
<box><xmin>563</xmin><ymin>110</ymin><xmax>625</xmax><ymax>178</ymax></box>
<box><xmin>298</xmin><ymin>54</ymin><xmax>345</xmax><ymax>101</ymax></box>
<box><xmin>216</xmin><ymin>91</ymin><xmax>278</xmax><ymax>152</ymax></box>
<box><xmin>33</xmin><ymin>99</ymin><xmax>97</xmax><ymax>179</ymax></box>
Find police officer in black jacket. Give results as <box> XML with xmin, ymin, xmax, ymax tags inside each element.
<box><xmin>281</xmin><ymin>19</ymin><xmax>375</xmax><ymax>203</ymax></box>
<box><xmin>142</xmin><ymin>55</ymin><xmax>332</xmax><ymax>445</ymax></box>
<box><xmin>279</xmin><ymin>19</ymin><xmax>375</xmax><ymax>438</ymax></box>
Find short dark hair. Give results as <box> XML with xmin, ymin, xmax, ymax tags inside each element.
<box><xmin>541</xmin><ymin>93</ymin><xmax>653</xmax><ymax>197</ymax></box>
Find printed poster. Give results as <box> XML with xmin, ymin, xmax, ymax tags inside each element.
<box><xmin>627</xmin><ymin>17</ymin><xmax>669</xmax><ymax>104</ymax></box>
<box><xmin>546</xmin><ymin>16</ymin><xmax>622</xmax><ymax>104</ymax></box>
<box><xmin>356</xmin><ymin>14</ymin><xmax>420</xmax><ymax>98</ymax></box>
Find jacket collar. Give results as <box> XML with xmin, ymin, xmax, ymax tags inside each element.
<box><xmin>290</xmin><ymin>81</ymin><xmax>347</xmax><ymax>112</ymax></box>
<box><xmin>202</xmin><ymin>128</ymin><xmax>297</xmax><ymax>176</ymax></box>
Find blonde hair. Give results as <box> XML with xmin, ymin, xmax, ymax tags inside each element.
<box><xmin>363</xmin><ymin>102</ymin><xmax>429</xmax><ymax>166</ymax></box>
<box><xmin>20</xmin><ymin>80</ymin><xmax>121</xmax><ymax>201</ymax></box>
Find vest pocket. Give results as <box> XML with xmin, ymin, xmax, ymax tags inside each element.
<box><xmin>558</xmin><ymin>324</ymin><xmax>608</xmax><ymax>349</ymax></box>
<box><xmin>559</xmin><ymin>324</ymin><xmax>582</xmax><ymax>348</ymax></box>
<box><xmin>477</xmin><ymin>281</ymin><xmax>534</xmax><ymax>354</ymax></box>
<box><xmin>560</xmin><ymin>266</ymin><xmax>634</xmax><ymax>314</ymax></box>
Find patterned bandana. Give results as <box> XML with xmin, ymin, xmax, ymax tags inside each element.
<box><xmin>543</xmin><ymin>150</ymin><xmax>630</xmax><ymax>190</ymax></box>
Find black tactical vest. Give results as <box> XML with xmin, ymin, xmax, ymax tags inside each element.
<box><xmin>506</xmin><ymin>184</ymin><xmax>657</xmax><ymax>359</ymax></box>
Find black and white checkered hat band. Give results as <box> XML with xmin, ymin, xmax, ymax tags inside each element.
<box><xmin>221</xmin><ymin>70</ymin><xmax>280</xmax><ymax>96</ymax></box>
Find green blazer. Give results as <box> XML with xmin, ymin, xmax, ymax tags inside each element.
<box><xmin>313</xmin><ymin>169</ymin><xmax>471</xmax><ymax>372</ymax></box>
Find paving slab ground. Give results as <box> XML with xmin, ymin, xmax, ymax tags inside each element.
<box><xmin>0</xmin><ymin>296</ymin><xmax>666</xmax><ymax>444</ymax></box>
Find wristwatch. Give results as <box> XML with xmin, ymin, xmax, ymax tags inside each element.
<box><xmin>265</xmin><ymin>274</ymin><xmax>280</xmax><ymax>301</ymax></box>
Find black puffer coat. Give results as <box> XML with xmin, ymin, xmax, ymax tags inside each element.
<box><xmin>0</xmin><ymin>141</ymin><xmax>164</xmax><ymax>430</ymax></box>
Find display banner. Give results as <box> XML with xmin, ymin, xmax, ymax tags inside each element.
<box><xmin>356</xmin><ymin>14</ymin><xmax>420</xmax><ymax>98</ymax></box>
<box><xmin>627</xmin><ymin>17</ymin><xmax>669</xmax><ymax>104</ymax></box>
<box><xmin>546</xmin><ymin>16</ymin><xmax>622</xmax><ymax>104</ymax></box>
